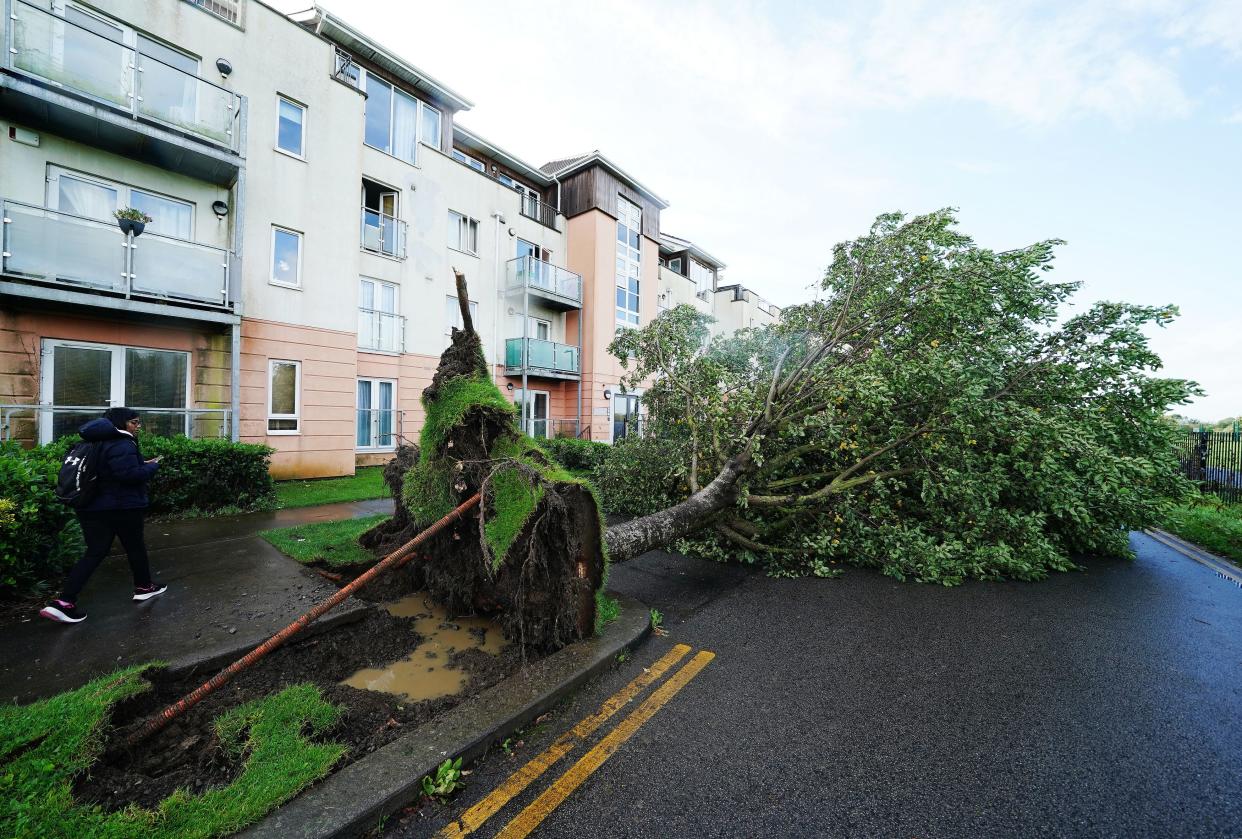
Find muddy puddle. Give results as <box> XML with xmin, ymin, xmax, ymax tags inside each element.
<box><xmin>342</xmin><ymin>595</ymin><xmax>506</xmax><ymax>702</ymax></box>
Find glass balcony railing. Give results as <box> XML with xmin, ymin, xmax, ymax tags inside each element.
<box><xmin>2</xmin><ymin>199</ymin><xmax>230</xmax><ymax>307</ymax></box>
<box><xmin>360</xmin><ymin>207</ymin><xmax>407</xmax><ymax>259</ymax></box>
<box><xmin>505</xmin><ymin>338</ymin><xmax>580</xmax><ymax>376</ymax></box>
<box><xmin>357</xmin><ymin>308</ymin><xmax>405</xmax><ymax>353</ymax></box>
<box><xmin>506</xmin><ymin>256</ymin><xmax>582</xmax><ymax>306</ymax></box>
<box><xmin>7</xmin><ymin>0</ymin><xmax>241</xmax><ymax>150</ymax></box>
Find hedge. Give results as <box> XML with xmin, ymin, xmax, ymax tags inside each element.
<box><xmin>1</xmin><ymin>435</ymin><xmax>275</xmax><ymax>595</ymax></box>
<box><xmin>593</xmin><ymin>435</ymin><xmax>689</xmax><ymax>516</ymax></box>
<box><xmin>537</xmin><ymin>438</ymin><xmax>610</xmax><ymax>473</ymax></box>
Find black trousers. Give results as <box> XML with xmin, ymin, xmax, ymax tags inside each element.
<box><xmin>60</xmin><ymin>509</ymin><xmax>152</xmax><ymax>602</ymax></box>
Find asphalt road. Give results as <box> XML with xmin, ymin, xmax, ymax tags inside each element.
<box><xmin>387</xmin><ymin>532</ymin><xmax>1242</xmax><ymax>839</ymax></box>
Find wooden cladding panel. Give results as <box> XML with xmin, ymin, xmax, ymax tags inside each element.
<box><xmin>559</xmin><ymin>165</ymin><xmax>661</xmax><ymax>240</ymax></box>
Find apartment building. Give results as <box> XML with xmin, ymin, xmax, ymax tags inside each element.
<box><xmin>0</xmin><ymin>0</ymin><xmax>778</xmax><ymax>476</ymax></box>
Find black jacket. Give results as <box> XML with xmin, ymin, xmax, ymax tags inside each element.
<box><xmin>77</xmin><ymin>418</ymin><xmax>159</xmax><ymax>512</ymax></box>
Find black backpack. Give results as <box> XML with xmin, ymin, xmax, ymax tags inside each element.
<box><xmin>55</xmin><ymin>441</ymin><xmax>102</xmax><ymax>509</ymax></box>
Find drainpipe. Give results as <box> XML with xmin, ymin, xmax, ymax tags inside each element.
<box><xmin>230</xmin><ymin>322</ymin><xmax>240</xmax><ymax>441</ymax></box>
<box><xmin>491</xmin><ymin>212</ymin><xmax>505</xmax><ymax>389</ymax></box>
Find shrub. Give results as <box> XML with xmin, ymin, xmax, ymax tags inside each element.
<box><xmin>139</xmin><ymin>436</ymin><xmax>276</xmax><ymax>515</ymax></box>
<box><xmin>0</xmin><ymin>444</ymin><xmax>82</xmax><ymax>593</ymax></box>
<box><xmin>594</xmin><ymin>436</ymin><xmax>689</xmax><ymax>516</ymax></box>
<box><xmin>538</xmin><ymin>438</ymin><xmax>610</xmax><ymax>473</ymax></box>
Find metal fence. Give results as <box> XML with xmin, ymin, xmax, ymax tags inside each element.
<box><xmin>1179</xmin><ymin>430</ymin><xmax>1242</xmax><ymax>503</ymax></box>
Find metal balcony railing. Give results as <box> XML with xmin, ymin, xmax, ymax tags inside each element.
<box><xmin>2</xmin><ymin>199</ymin><xmax>231</xmax><ymax>308</ymax></box>
<box><xmin>518</xmin><ymin>193</ymin><xmax>558</xmax><ymax>229</ymax></box>
<box><xmin>360</xmin><ymin>207</ymin><xmax>407</xmax><ymax>259</ymax></box>
<box><xmin>6</xmin><ymin>0</ymin><xmax>242</xmax><ymax>150</ymax></box>
<box><xmin>505</xmin><ymin>337</ymin><xmax>580</xmax><ymax>376</ymax></box>
<box><xmin>506</xmin><ymin>256</ymin><xmax>582</xmax><ymax>307</ymax></box>
<box><xmin>1</xmin><ymin>403</ymin><xmax>230</xmax><ymax>444</ymax></box>
<box><xmin>357</xmin><ymin>308</ymin><xmax>405</xmax><ymax>353</ymax></box>
<box><xmin>356</xmin><ymin>407</ymin><xmax>402</xmax><ymax>450</ymax></box>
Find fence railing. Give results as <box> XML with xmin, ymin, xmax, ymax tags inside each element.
<box><xmin>7</xmin><ymin>0</ymin><xmax>241</xmax><ymax>150</ymax></box>
<box><xmin>506</xmin><ymin>256</ymin><xmax>582</xmax><ymax>306</ymax></box>
<box><xmin>518</xmin><ymin>193</ymin><xmax>558</xmax><ymax>230</ymax></box>
<box><xmin>1</xmin><ymin>403</ymin><xmax>231</xmax><ymax>444</ymax></box>
<box><xmin>360</xmin><ymin>207</ymin><xmax>407</xmax><ymax>259</ymax></box>
<box><xmin>356</xmin><ymin>407</ymin><xmax>402</xmax><ymax>450</ymax></box>
<box><xmin>2</xmin><ymin>198</ymin><xmax>231</xmax><ymax>308</ymax></box>
<box><xmin>357</xmin><ymin>308</ymin><xmax>405</xmax><ymax>353</ymax></box>
<box><xmin>1179</xmin><ymin>430</ymin><xmax>1242</xmax><ymax>503</ymax></box>
<box><xmin>519</xmin><ymin>417</ymin><xmax>580</xmax><ymax>440</ymax></box>
<box><xmin>505</xmin><ymin>337</ymin><xmax>580</xmax><ymax>376</ymax></box>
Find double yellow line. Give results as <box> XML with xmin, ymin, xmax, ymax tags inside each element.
<box><xmin>437</xmin><ymin>643</ymin><xmax>715</xmax><ymax>839</ymax></box>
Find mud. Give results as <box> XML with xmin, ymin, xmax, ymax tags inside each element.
<box><xmin>343</xmin><ymin>596</ymin><xmax>505</xmax><ymax>702</ymax></box>
<box><xmin>76</xmin><ymin>602</ymin><xmax>526</xmax><ymax>814</ymax></box>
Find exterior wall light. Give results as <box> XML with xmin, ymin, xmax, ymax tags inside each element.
<box><xmin>215</xmin><ymin>58</ymin><xmax>233</xmax><ymax>78</ymax></box>
<box><xmin>506</xmin><ymin>383</ymin><xmax>514</xmax><ymax>392</ymax></box>
<box><xmin>602</xmin><ymin>387</ymin><xmax>613</xmax><ymax>400</ymax></box>
<box><xmin>211</xmin><ymin>200</ymin><xmax>229</xmax><ymax>219</ymax></box>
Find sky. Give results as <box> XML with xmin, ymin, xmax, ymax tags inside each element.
<box><xmin>276</xmin><ymin>0</ymin><xmax>1241</xmax><ymax>421</ymax></box>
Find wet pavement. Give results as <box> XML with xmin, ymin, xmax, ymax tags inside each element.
<box><xmin>395</xmin><ymin>532</ymin><xmax>1242</xmax><ymax>839</ymax></box>
<box><xmin>1</xmin><ymin>499</ymin><xmax>392</xmax><ymax>704</ymax></box>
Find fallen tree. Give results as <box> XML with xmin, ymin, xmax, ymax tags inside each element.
<box><xmin>362</xmin><ymin>271</ymin><xmax>605</xmax><ymax>652</ymax></box>
<box><xmin>600</xmin><ymin>210</ymin><xmax>1196</xmax><ymax>582</ymax></box>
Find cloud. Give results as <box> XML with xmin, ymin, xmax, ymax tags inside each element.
<box><xmin>1225</xmin><ymin>109</ymin><xmax>1242</xmax><ymax>123</ymax></box>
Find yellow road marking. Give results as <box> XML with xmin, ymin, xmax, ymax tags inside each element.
<box><xmin>435</xmin><ymin>643</ymin><xmax>693</xmax><ymax>839</ymax></box>
<box><xmin>1144</xmin><ymin>529</ymin><xmax>1242</xmax><ymax>586</ymax></box>
<box><xmin>494</xmin><ymin>650</ymin><xmax>716</xmax><ymax>839</ymax></box>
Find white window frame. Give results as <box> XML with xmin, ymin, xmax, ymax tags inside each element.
<box><xmin>448</xmin><ymin>210</ymin><xmax>479</xmax><ymax>256</ymax></box>
<box><xmin>275</xmin><ymin>94</ymin><xmax>307</xmax><ymax>159</ymax></box>
<box><xmin>267</xmin><ymin>359</ymin><xmax>301</xmax><ymax>435</ymax></box>
<box><xmin>667</xmin><ymin>257</ymin><xmax>683</xmax><ymax>273</ymax></box>
<box><xmin>513</xmin><ymin>387</ymin><xmax>551</xmax><ymax>439</ymax></box>
<box><xmin>445</xmin><ymin>295</ymin><xmax>480</xmax><ymax>336</ymax></box>
<box><xmin>360</xmin><ymin>70</ymin><xmax>443</xmax><ymax>163</ymax></box>
<box><xmin>38</xmin><ymin>338</ymin><xmax>192</xmax><ymax>444</ymax></box>
<box><xmin>356</xmin><ymin>377</ymin><xmax>398</xmax><ymax>451</ymax></box>
<box><xmin>452</xmin><ymin>149</ymin><xmax>486</xmax><ymax>172</ymax></box>
<box><xmin>615</xmin><ymin>194</ymin><xmax>642</xmax><ymax>328</ymax></box>
<box><xmin>46</xmin><ymin>165</ymin><xmax>195</xmax><ymax>240</ymax></box>
<box><xmin>358</xmin><ymin>277</ymin><xmax>401</xmax><ymax>353</ymax></box>
<box><xmin>528</xmin><ymin>317</ymin><xmax>551</xmax><ymax>341</ymax></box>
<box><xmin>690</xmin><ymin>258</ymin><xmax>715</xmax><ymax>299</ymax></box>
<box><xmin>270</xmin><ymin>225</ymin><xmax>303</xmax><ymax>289</ymax></box>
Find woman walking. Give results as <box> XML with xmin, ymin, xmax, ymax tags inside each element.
<box><xmin>40</xmin><ymin>407</ymin><xmax>166</xmax><ymax>624</ymax></box>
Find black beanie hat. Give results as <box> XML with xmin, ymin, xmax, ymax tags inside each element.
<box><xmin>103</xmin><ymin>407</ymin><xmax>139</xmax><ymax>430</ymax></box>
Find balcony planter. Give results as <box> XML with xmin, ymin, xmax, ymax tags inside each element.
<box><xmin>114</xmin><ymin>208</ymin><xmax>152</xmax><ymax>237</ymax></box>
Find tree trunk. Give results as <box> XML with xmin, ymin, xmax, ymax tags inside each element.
<box><xmin>604</xmin><ymin>453</ymin><xmax>751</xmax><ymax>563</ymax></box>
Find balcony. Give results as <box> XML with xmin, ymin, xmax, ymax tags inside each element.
<box><xmin>358</xmin><ymin>307</ymin><xmax>405</xmax><ymax>353</ymax></box>
<box><xmin>1</xmin><ymin>0</ymin><xmax>243</xmax><ymax>184</ymax></box>
<box><xmin>506</xmin><ymin>256</ymin><xmax>581</xmax><ymax>310</ymax></box>
<box><xmin>1</xmin><ymin>198</ymin><xmax>232</xmax><ymax>315</ymax></box>
<box><xmin>505</xmin><ymin>337</ymin><xmax>580</xmax><ymax>380</ymax></box>
<box><xmin>518</xmin><ymin>193</ymin><xmax>558</xmax><ymax>230</ymax></box>
<box><xmin>360</xmin><ymin>207</ymin><xmax>407</xmax><ymax>259</ymax></box>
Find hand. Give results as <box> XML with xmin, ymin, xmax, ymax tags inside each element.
<box><xmin>146</xmin><ymin>457</ymin><xmax>161</xmax><ymax>464</ymax></box>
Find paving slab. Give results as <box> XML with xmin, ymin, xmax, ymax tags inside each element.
<box><xmin>2</xmin><ymin>514</ymin><xmax>382</xmax><ymax>704</ymax></box>
<box><xmin>240</xmin><ymin>592</ymin><xmax>652</xmax><ymax>839</ymax></box>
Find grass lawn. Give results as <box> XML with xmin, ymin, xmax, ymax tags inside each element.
<box><xmin>0</xmin><ymin>665</ymin><xmax>344</xmax><ymax>838</ymax></box>
<box><xmin>1161</xmin><ymin>498</ymin><xmax>1242</xmax><ymax>565</ymax></box>
<box><xmin>262</xmin><ymin>514</ymin><xmax>389</xmax><ymax>567</ymax></box>
<box><xmin>274</xmin><ymin>466</ymin><xmax>389</xmax><ymax>509</ymax></box>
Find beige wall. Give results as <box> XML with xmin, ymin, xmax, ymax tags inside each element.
<box><xmin>658</xmin><ymin>264</ymin><xmax>714</xmax><ymax>318</ymax></box>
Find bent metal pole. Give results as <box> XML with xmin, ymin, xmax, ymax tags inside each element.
<box><xmin>127</xmin><ymin>493</ymin><xmax>482</xmax><ymax>747</ymax></box>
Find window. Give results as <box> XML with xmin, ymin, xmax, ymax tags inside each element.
<box><xmin>445</xmin><ymin>295</ymin><xmax>479</xmax><ymax>336</ymax></box>
<box><xmin>39</xmin><ymin>339</ymin><xmax>190</xmax><ymax>443</ymax></box>
<box><xmin>48</xmin><ymin>166</ymin><xmax>193</xmax><ymax>239</ymax></box>
<box><xmin>612</xmin><ymin>393</ymin><xmax>641</xmax><ymax>442</ymax></box>
<box><xmin>268</xmin><ymin>360</ymin><xmax>301</xmax><ymax>433</ymax></box>
<box><xmin>615</xmin><ymin>195</ymin><xmax>642</xmax><ymax>327</ymax></box>
<box><xmin>362</xmin><ymin>71</ymin><xmax>441</xmax><ymax>163</ymax></box>
<box><xmin>690</xmin><ymin>259</ymin><xmax>715</xmax><ymax>299</ymax></box>
<box><xmin>361</xmin><ymin>178</ymin><xmax>403</xmax><ymax>258</ymax></box>
<box><xmin>357</xmin><ymin>378</ymin><xmax>396</xmax><ymax>449</ymax></box>
<box><xmin>667</xmin><ymin>257</ymin><xmax>683</xmax><ymax>273</ymax></box>
<box><xmin>276</xmin><ymin>96</ymin><xmax>306</xmax><ymax>157</ymax></box>
<box><xmin>271</xmin><ymin>227</ymin><xmax>302</xmax><ymax>288</ymax></box>
<box><xmin>448</xmin><ymin>211</ymin><xmax>479</xmax><ymax>255</ymax></box>
<box><xmin>359</xmin><ymin>277</ymin><xmax>401</xmax><ymax>352</ymax></box>
<box><xmin>528</xmin><ymin>317</ymin><xmax>551</xmax><ymax>340</ymax></box>
<box><xmin>452</xmin><ymin>149</ymin><xmax>486</xmax><ymax>173</ymax></box>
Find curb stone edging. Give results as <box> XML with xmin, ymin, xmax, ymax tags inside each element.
<box><xmin>239</xmin><ymin>591</ymin><xmax>652</xmax><ymax>839</ymax></box>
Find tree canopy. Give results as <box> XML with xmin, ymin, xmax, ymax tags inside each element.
<box><xmin>603</xmin><ymin>209</ymin><xmax>1197</xmax><ymax>583</ymax></box>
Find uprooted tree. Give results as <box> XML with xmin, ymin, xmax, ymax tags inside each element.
<box><xmin>373</xmin><ymin>210</ymin><xmax>1197</xmax><ymax>652</ymax></box>
<box><xmin>362</xmin><ymin>271</ymin><xmax>605</xmax><ymax>653</ymax></box>
<box><xmin>601</xmin><ymin>209</ymin><xmax>1197</xmax><ymax>583</ymax></box>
